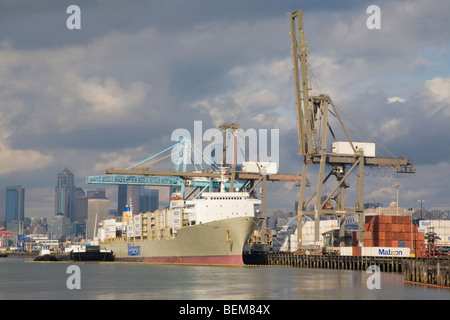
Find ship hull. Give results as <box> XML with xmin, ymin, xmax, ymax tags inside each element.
<box><xmin>100</xmin><ymin>216</ymin><xmax>261</xmax><ymax>266</ymax></box>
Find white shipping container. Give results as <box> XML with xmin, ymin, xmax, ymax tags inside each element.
<box><xmin>331</xmin><ymin>142</ymin><xmax>375</xmax><ymax>157</ymax></box>
<box><xmin>104</xmin><ymin>232</ymin><xmax>115</xmax><ymax>239</ymax></box>
<box><xmin>127</xmin><ymin>225</ymin><xmax>134</xmax><ymax>237</ymax></box>
<box><xmin>104</xmin><ymin>226</ymin><xmax>115</xmax><ymax>233</ymax></box>
<box><xmin>171</xmin><ymin>200</ymin><xmax>184</xmax><ymax>208</ymax></box>
<box><xmin>340</xmin><ymin>247</ymin><xmax>353</xmax><ymax>256</ymax></box>
<box><xmin>362</xmin><ymin>247</ymin><xmax>410</xmax><ymax>257</ymax></box>
<box><xmin>103</xmin><ymin>219</ymin><xmax>116</xmax><ymax>226</ymax></box>
<box><xmin>419</xmin><ymin>220</ymin><xmax>431</xmax><ymax>228</ymax></box>
<box><xmin>242</xmin><ymin>161</ymin><xmax>278</xmax><ymax>174</ymax></box>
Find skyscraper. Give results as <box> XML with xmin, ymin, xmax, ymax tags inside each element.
<box><xmin>140</xmin><ymin>189</ymin><xmax>159</xmax><ymax>212</ymax></box>
<box><xmin>0</xmin><ymin>185</ymin><xmax>25</xmax><ymax>227</ymax></box>
<box><xmin>55</xmin><ymin>168</ymin><xmax>76</xmax><ymax>221</ymax></box>
<box><xmin>117</xmin><ymin>185</ymin><xmax>141</xmax><ymax>214</ymax></box>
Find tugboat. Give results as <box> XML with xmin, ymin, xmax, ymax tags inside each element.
<box><xmin>34</xmin><ymin>245</ymin><xmax>114</xmax><ymax>262</ymax></box>
<box><xmin>68</xmin><ymin>245</ymin><xmax>114</xmax><ymax>262</ymax></box>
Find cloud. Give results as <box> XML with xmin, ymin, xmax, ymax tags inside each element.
<box><xmin>0</xmin><ymin>142</ymin><xmax>54</xmax><ymax>175</ymax></box>
<box><xmin>387</xmin><ymin>97</ymin><xmax>406</xmax><ymax>104</ymax></box>
<box><xmin>190</xmin><ymin>58</ymin><xmax>294</xmax><ymax>128</ymax></box>
<box><xmin>423</xmin><ymin>77</ymin><xmax>450</xmax><ymax>116</ymax></box>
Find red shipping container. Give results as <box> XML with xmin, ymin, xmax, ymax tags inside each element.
<box><xmin>365</xmin><ymin>216</ymin><xmax>378</xmax><ymax>224</ymax></box>
<box><xmin>379</xmin><ymin>232</ymin><xmax>392</xmax><ymax>240</ymax></box>
<box><xmin>383</xmin><ymin>240</ymin><xmax>393</xmax><ymax>246</ymax></box>
<box><xmin>392</xmin><ymin>240</ymin><xmax>398</xmax><ymax>247</ymax></box>
<box><xmin>352</xmin><ymin>231</ymin><xmax>359</xmax><ymax>242</ymax></box>
<box><xmin>352</xmin><ymin>246</ymin><xmax>361</xmax><ymax>256</ymax></box>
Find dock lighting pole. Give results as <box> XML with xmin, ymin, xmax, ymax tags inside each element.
<box><xmin>418</xmin><ymin>199</ymin><xmax>425</xmax><ymax>220</ymax></box>
<box><xmin>393</xmin><ymin>182</ymin><xmax>400</xmax><ymax>215</ymax></box>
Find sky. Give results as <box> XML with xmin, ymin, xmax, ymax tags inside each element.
<box><xmin>1</xmin><ymin>0</ymin><xmax>450</xmax><ymax>218</ymax></box>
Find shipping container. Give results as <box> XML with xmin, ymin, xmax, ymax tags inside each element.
<box><xmin>340</xmin><ymin>247</ymin><xmax>353</xmax><ymax>256</ymax></box>
<box><xmin>331</xmin><ymin>141</ymin><xmax>375</xmax><ymax>157</ymax></box>
<box><xmin>362</xmin><ymin>247</ymin><xmax>410</xmax><ymax>257</ymax></box>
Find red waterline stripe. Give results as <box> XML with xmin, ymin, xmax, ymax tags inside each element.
<box><xmin>115</xmin><ymin>254</ymin><xmax>244</xmax><ymax>266</ymax></box>
<box><xmin>404</xmin><ymin>280</ymin><xmax>450</xmax><ymax>289</ymax></box>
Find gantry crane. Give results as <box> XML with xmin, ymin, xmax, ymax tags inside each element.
<box><xmin>289</xmin><ymin>9</ymin><xmax>415</xmax><ymax>248</ymax></box>
<box><xmin>87</xmin><ymin>125</ymin><xmax>302</xmax><ymax>224</ymax></box>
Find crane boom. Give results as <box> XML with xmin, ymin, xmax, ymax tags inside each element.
<box><xmin>290</xmin><ymin>9</ymin><xmax>311</xmax><ymax>156</ymax></box>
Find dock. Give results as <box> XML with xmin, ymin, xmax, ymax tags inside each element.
<box><xmin>403</xmin><ymin>257</ymin><xmax>450</xmax><ymax>289</ymax></box>
<box><xmin>244</xmin><ymin>252</ymin><xmax>450</xmax><ymax>289</ymax></box>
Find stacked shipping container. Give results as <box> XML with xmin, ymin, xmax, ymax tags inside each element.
<box><xmin>275</xmin><ymin>220</ymin><xmax>338</xmax><ymax>251</ymax></box>
<box><xmin>418</xmin><ymin>220</ymin><xmax>450</xmax><ymax>245</ymax></box>
<box><xmin>363</xmin><ymin>215</ymin><xmax>426</xmax><ymax>257</ymax></box>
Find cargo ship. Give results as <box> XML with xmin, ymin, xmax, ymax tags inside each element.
<box><xmin>96</xmin><ymin>191</ymin><xmax>262</xmax><ymax>265</ymax></box>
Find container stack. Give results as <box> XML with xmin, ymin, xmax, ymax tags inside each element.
<box><xmin>363</xmin><ymin>215</ymin><xmax>426</xmax><ymax>257</ymax></box>
<box><xmin>418</xmin><ymin>220</ymin><xmax>450</xmax><ymax>246</ymax></box>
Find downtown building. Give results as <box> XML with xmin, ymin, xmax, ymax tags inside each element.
<box><xmin>0</xmin><ymin>186</ymin><xmax>25</xmax><ymax>234</ymax></box>
<box><xmin>55</xmin><ymin>168</ymin><xmax>76</xmax><ymax>221</ymax></box>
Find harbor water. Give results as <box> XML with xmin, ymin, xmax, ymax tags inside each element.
<box><xmin>1</xmin><ymin>258</ymin><xmax>449</xmax><ymax>300</ymax></box>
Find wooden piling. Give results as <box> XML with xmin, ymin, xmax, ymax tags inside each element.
<box><xmin>247</xmin><ymin>251</ymin><xmax>450</xmax><ymax>289</ymax></box>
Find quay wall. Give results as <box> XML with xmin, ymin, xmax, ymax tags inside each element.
<box><xmin>244</xmin><ymin>252</ymin><xmax>450</xmax><ymax>289</ymax></box>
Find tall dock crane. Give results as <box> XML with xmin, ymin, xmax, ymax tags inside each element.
<box><xmin>289</xmin><ymin>10</ymin><xmax>415</xmax><ymax>248</ymax></box>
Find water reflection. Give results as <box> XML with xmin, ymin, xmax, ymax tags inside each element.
<box><xmin>1</xmin><ymin>259</ymin><xmax>449</xmax><ymax>300</ymax></box>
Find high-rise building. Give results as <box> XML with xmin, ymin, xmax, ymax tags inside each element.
<box><xmin>74</xmin><ymin>188</ymin><xmax>87</xmax><ymax>223</ymax></box>
<box><xmin>140</xmin><ymin>189</ymin><xmax>159</xmax><ymax>212</ymax></box>
<box><xmin>117</xmin><ymin>185</ymin><xmax>127</xmax><ymax>215</ymax></box>
<box><xmin>0</xmin><ymin>185</ymin><xmax>25</xmax><ymax>228</ymax></box>
<box><xmin>86</xmin><ymin>198</ymin><xmax>109</xmax><ymax>239</ymax></box>
<box><xmin>48</xmin><ymin>213</ymin><xmax>72</xmax><ymax>240</ymax></box>
<box><xmin>55</xmin><ymin>168</ymin><xmax>76</xmax><ymax>221</ymax></box>
<box><xmin>118</xmin><ymin>185</ymin><xmax>141</xmax><ymax>214</ymax></box>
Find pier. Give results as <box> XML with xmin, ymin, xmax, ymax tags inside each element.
<box><xmin>244</xmin><ymin>252</ymin><xmax>450</xmax><ymax>289</ymax></box>
<box><xmin>403</xmin><ymin>257</ymin><xmax>450</xmax><ymax>289</ymax></box>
